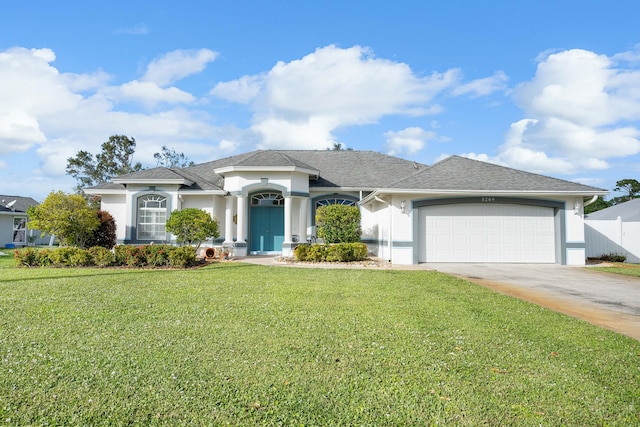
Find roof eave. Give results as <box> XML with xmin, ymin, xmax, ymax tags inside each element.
<box><xmin>360</xmin><ymin>188</ymin><xmax>609</xmax><ymax>205</ymax></box>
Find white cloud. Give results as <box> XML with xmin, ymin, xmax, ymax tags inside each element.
<box><xmin>142</xmin><ymin>49</ymin><xmax>218</xmax><ymax>86</ymax></box>
<box><xmin>211</xmin><ymin>45</ymin><xmax>461</xmax><ymax>149</ymax></box>
<box><xmin>451</xmin><ymin>71</ymin><xmax>508</xmax><ymax>97</ymax></box>
<box><xmin>211</xmin><ymin>74</ymin><xmax>265</xmax><ymax>104</ymax></box>
<box><xmin>385</xmin><ymin>127</ymin><xmax>436</xmax><ymax>156</ymax></box>
<box><xmin>109</xmin><ymin>80</ymin><xmax>196</xmax><ymax>106</ymax></box>
<box><xmin>0</xmin><ymin>46</ymin><xmax>227</xmax><ymax>191</ymax></box>
<box><xmin>114</xmin><ymin>23</ymin><xmax>149</xmax><ymax>35</ymax></box>
<box><xmin>469</xmin><ymin>48</ymin><xmax>640</xmax><ymax>174</ymax></box>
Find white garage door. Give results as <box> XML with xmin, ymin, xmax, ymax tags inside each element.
<box><xmin>418</xmin><ymin>203</ymin><xmax>556</xmax><ymax>263</ymax></box>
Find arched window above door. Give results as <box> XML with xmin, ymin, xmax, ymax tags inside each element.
<box><xmin>251</xmin><ymin>193</ymin><xmax>284</xmax><ymax>206</ymax></box>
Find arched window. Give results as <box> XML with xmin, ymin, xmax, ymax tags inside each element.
<box><xmin>251</xmin><ymin>193</ymin><xmax>284</xmax><ymax>206</ymax></box>
<box><xmin>137</xmin><ymin>195</ymin><xmax>167</xmax><ymax>240</ymax></box>
<box><xmin>312</xmin><ymin>195</ymin><xmax>358</xmax><ymax>224</ymax></box>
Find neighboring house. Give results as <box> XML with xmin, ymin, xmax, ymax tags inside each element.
<box><xmin>84</xmin><ymin>150</ymin><xmax>606</xmax><ymax>265</ymax></box>
<box><xmin>0</xmin><ymin>195</ymin><xmax>49</xmax><ymax>248</ymax></box>
<box><xmin>584</xmin><ymin>198</ymin><xmax>640</xmax><ymax>263</ymax></box>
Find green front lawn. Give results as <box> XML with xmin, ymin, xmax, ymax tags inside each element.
<box><xmin>1</xmin><ymin>259</ymin><xmax>638</xmax><ymax>426</ymax></box>
<box><xmin>590</xmin><ymin>262</ymin><xmax>640</xmax><ymax>277</ymax></box>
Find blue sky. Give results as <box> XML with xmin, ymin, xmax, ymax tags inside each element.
<box><xmin>1</xmin><ymin>0</ymin><xmax>639</xmax><ymax>201</ymax></box>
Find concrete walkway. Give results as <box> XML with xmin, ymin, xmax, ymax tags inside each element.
<box><xmin>237</xmin><ymin>256</ymin><xmax>640</xmax><ymax>340</ymax></box>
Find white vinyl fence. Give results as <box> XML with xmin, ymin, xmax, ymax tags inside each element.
<box><xmin>585</xmin><ymin>217</ymin><xmax>640</xmax><ymax>263</ymax></box>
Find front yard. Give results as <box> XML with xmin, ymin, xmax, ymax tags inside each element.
<box><xmin>0</xmin><ymin>256</ymin><xmax>638</xmax><ymax>425</ymax></box>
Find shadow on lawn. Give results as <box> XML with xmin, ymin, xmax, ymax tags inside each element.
<box><xmin>0</xmin><ymin>261</ymin><xmax>259</xmax><ymax>284</ymax></box>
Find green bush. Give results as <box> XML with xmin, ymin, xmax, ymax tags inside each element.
<box><xmin>88</xmin><ymin>246</ymin><xmax>115</xmax><ymax>267</ymax></box>
<box><xmin>168</xmin><ymin>246</ymin><xmax>197</xmax><ymax>268</ymax></box>
<box><xmin>14</xmin><ymin>245</ymin><xmax>200</xmax><ymax>268</ymax></box>
<box><xmin>14</xmin><ymin>248</ymin><xmax>38</xmax><ymax>267</ymax></box>
<box><xmin>316</xmin><ymin>204</ymin><xmax>361</xmax><ymax>243</ymax></box>
<box><xmin>599</xmin><ymin>252</ymin><xmax>627</xmax><ymax>263</ymax></box>
<box><xmin>294</xmin><ymin>243</ymin><xmax>368</xmax><ymax>263</ymax></box>
<box><xmin>116</xmin><ymin>245</ymin><xmax>146</xmax><ymax>267</ymax></box>
<box><xmin>144</xmin><ymin>245</ymin><xmax>171</xmax><ymax>267</ymax></box>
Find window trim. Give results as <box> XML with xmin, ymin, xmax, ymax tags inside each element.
<box><xmin>136</xmin><ymin>194</ymin><xmax>169</xmax><ymax>241</ymax></box>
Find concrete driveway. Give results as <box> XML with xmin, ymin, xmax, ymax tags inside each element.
<box><xmin>425</xmin><ymin>263</ymin><xmax>640</xmax><ymax>340</ymax></box>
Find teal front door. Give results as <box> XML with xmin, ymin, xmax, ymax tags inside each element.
<box><xmin>250</xmin><ymin>206</ymin><xmax>284</xmax><ymax>253</ymax></box>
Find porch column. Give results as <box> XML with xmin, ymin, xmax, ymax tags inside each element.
<box><xmin>284</xmin><ymin>195</ymin><xmax>293</xmax><ymax>244</ymax></box>
<box><xmin>224</xmin><ymin>195</ymin><xmax>234</xmax><ymax>245</ymax></box>
<box><xmin>298</xmin><ymin>197</ymin><xmax>308</xmax><ymax>243</ymax></box>
<box><xmin>236</xmin><ymin>195</ymin><xmax>247</xmax><ymax>244</ymax></box>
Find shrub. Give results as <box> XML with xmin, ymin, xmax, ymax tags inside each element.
<box><xmin>88</xmin><ymin>246</ymin><xmax>115</xmax><ymax>267</ymax></box>
<box><xmin>124</xmin><ymin>246</ymin><xmax>146</xmax><ymax>267</ymax></box>
<box><xmin>168</xmin><ymin>246</ymin><xmax>197</xmax><ymax>268</ymax></box>
<box><xmin>49</xmin><ymin>247</ymin><xmax>92</xmax><ymax>267</ymax></box>
<box><xmin>165</xmin><ymin>208</ymin><xmax>220</xmax><ymax>250</ymax></box>
<box><xmin>14</xmin><ymin>248</ymin><xmax>38</xmax><ymax>267</ymax></box>
<box><xmin>316</xmin><ymin>204</ymin><xmax>361</xmax><ymax>244</ymax></box>
<box><xmin>599</xmin><ymin>252</ymin><xmax>627</xmax><ymax>263</ymax></box>
<box><xmin>85</xmin><ymin>211</ymin><xmax>117</xmax><ymax>249</ymax></box>
<box><xmin>294</xmin><ymin>243</ymin><xmax>368</xmax><ymax>263</ymax></box>
<box><xmin>144</xmin><ymin>245</ymin><xmax>171</xmax><ymax>267</ymax></box>
<box><xmin>327</xmin><ymin>242</ymin><xmax>368</xmax><ymax>262</ymax></box>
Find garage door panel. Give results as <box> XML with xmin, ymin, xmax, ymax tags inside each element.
<box><xmin>419</xmin><ymin>203</ymin><xmax>555</xmax><ymax>263</ymax></box>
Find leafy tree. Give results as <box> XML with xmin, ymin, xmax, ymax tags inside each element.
<box><xmin>165</xmin><ymin>208</ymin><xmax>220</xmax><ymax>250</ymax></box>
<box><xmin>27</xmin><ymin>191</ymin><xmax>100</xmax><ymax>248</ymax></box>
<box><xmin>85</xmin><ymin>211</ymin><xmax>117</xmax><ymax>249</ymax></box>
<box><xmin>584</xmin><ymin>196</ymin><xmax>611</xmax><ymax>215</ymax></box>
<box><xmin>66</xmin><ymin>135</ymin><xmax>143</xmax><ymax>192</ymax></box>
<box><xmin>154</xmin><ymin>145</ymin><xmax>195</xmax><ymax>168</ymax></box>
<box><xmin>316</xmin><ymin>204</ymin><xmax>361</xmax><ymax>243</ymax></box>
<box><xmin>610</xmin><ymin>178</ymin><xmax>640</xmax><ymax>205</ymax></box>
<box><xmin>327</xmin><ymin>142</ymin><xmax>353</xmax><ymax>151</ymax></box>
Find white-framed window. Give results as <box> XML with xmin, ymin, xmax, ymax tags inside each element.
<box><xmin>13</xmin><ymin>217</ymin><xmax>27</xmax><ymax>244</ymax></box>
<box><xmin>137</xmin><ymin>195</ymin><xmax>167</xmax><ymax>240</ymax></box>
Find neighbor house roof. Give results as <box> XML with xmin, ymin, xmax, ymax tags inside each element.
<box><xmin>586</xmin><ymin>198</ymin><xmax>640</xmax><ymax>221</ymax></box>
<box><xmin>0</xmin><ymin>195</ymin><xmax>39</xmax><ymax>213</ymax></box>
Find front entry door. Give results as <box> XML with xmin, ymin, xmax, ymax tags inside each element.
<box><xmin>250</xmin><ymin>205</ymin><xmax>284</xmax><ymax>253</ymax></box>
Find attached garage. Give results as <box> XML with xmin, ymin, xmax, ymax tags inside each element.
<box><xmin>418</xmin><ymin>200</ymin><xmax>558</xmax><ymax>263</ymax></box>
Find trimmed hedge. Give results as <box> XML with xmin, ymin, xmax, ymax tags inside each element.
<box><xmin>14</xmin><ymin>245</ymin><xmax>196</xmax><ymax>268</ymax></box>
<box><xmin>294</xmin><ymin>243</ymin><xmax>368</xmax><ymax>263</ymax></box>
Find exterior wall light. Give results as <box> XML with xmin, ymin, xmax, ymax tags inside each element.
<box><xmin>400</xmin><ymin>200</ymin><xmax>406</xmax><ymax>214</ymax></box>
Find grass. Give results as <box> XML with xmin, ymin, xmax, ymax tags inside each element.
<box><xmin>0</xmin><ymin>256</ymin><xmax>639</xmax><ymax>426</ymax></box>
<box><xmin>590</xmin><ymin>262</ymin><xmax>640</xmax><ymax>277</ymax></box>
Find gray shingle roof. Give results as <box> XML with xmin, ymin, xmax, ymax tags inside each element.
<box><xmin>89</xmin><ymin>150</ymin><xmax>605</xmax><ymax>195</ymax></box>
<box><xmin>0</xmin><ymin>195</ymin><xmax>39</xmax><ymax>213</ymax></box>
<box><xmin>586</xmin><ymin>198</ymin><xmax>640</xmax><ymax>221</ymax></box>
<box><xmin>113</xmin><ymin>167</ymin><xmax>189</xmax><ymax>181</ymax></box>
<box><xmin>388</xmin><ymin>155</ymin><xmax>606</xmax><ymax>192</ymax></box>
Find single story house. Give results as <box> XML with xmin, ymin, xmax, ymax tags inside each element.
<box><xmin>85</xmin><ymin>150</ymin><xmax>606</xmax><ymax>265</ymax></box>
<box><xmin>0</xmin><ymin>195</ymin><xmax>50</xmax><ymax>248</ymax></box>
<box><xmin>585</xmin><ymin>198</ymin><xmax>640</xmax><ymax>263</ymax></box>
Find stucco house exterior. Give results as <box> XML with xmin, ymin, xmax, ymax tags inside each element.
<box><xmin>0</xmin><ymin>195</ymin><xmax>49</xmax><ymax>248</ymax></box>
<box><xmin>84</xmin><ymin>150</ymin><xmax>606</xmax><ymax>265</ymax></box>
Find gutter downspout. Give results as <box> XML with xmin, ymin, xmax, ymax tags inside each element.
<box><xmin>375</xmin><ymin>196</ymin><xmax>392</xmax><ymax>263</ymax></box>
<box><xmin>583</xmin><ymin>195</ymin><xmax>599</xmax><ymax>207</ymax></box>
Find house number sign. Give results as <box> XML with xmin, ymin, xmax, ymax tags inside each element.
<box><xmin>481</xmin><ymin>197</ymin><xmax>496</xmax><ymax>202</ymax></box>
